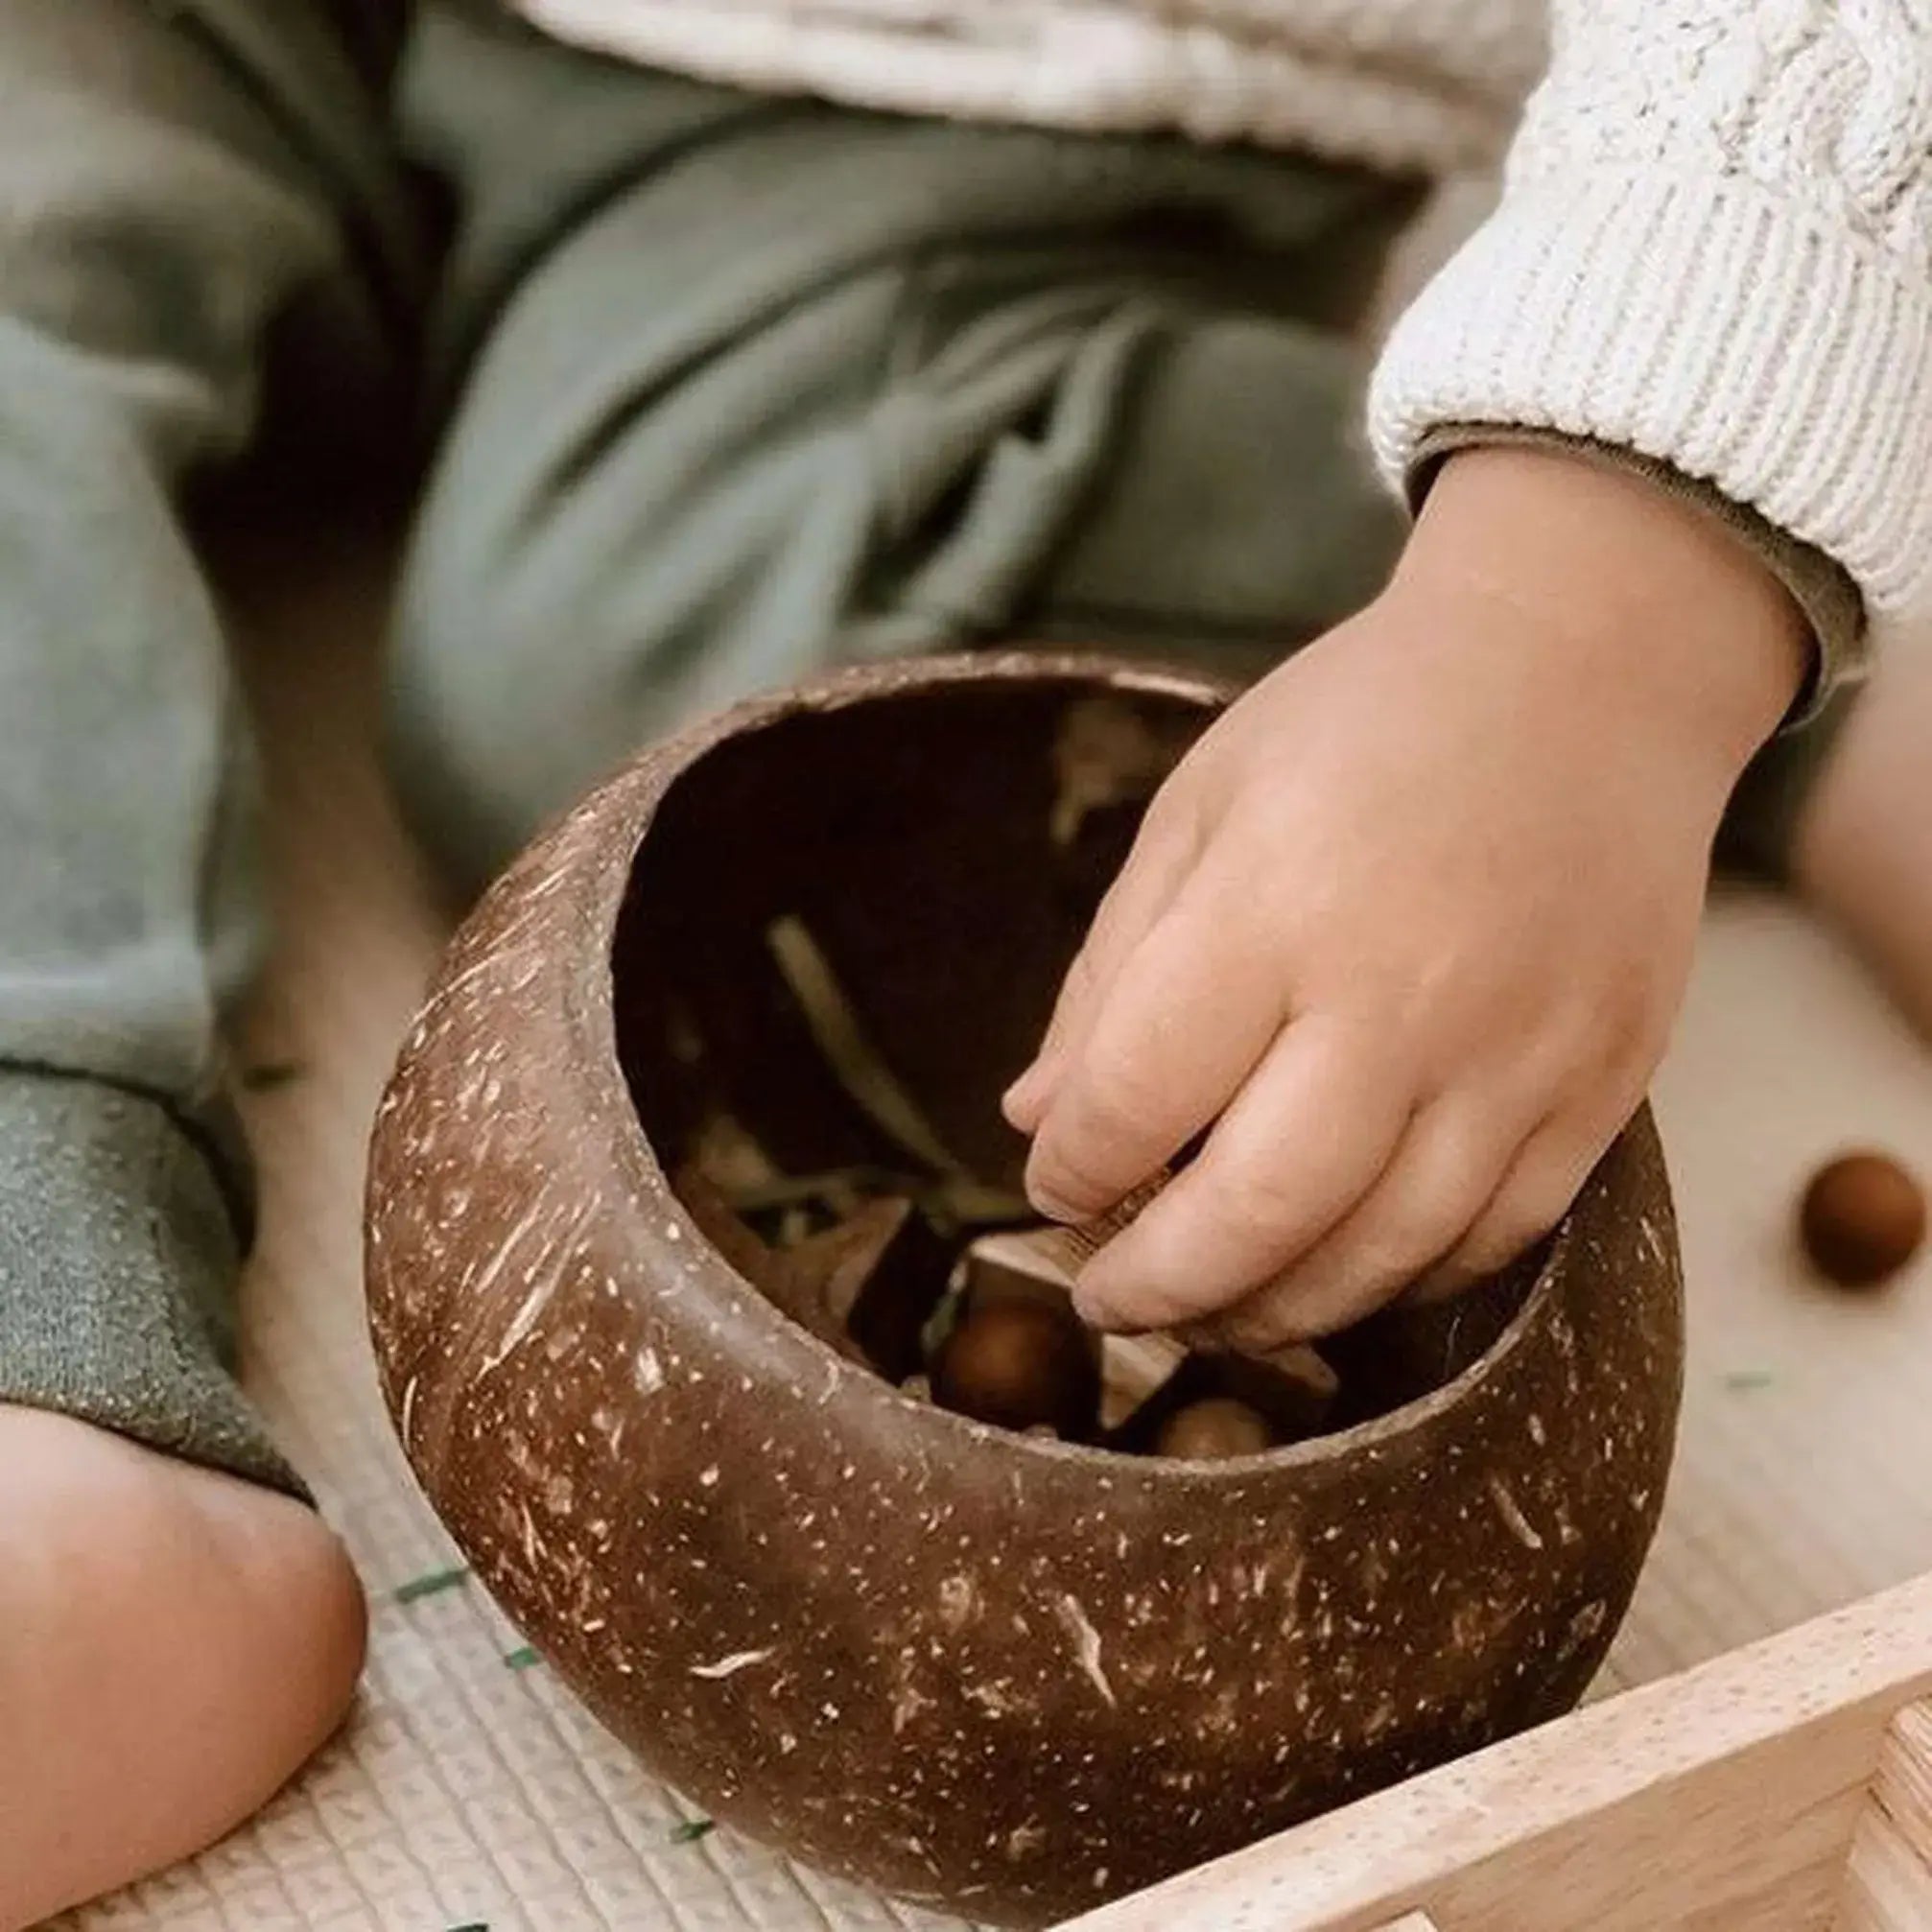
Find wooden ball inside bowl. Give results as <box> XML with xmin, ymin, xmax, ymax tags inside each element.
<box><xmin>365</xmin><ymin>652</ymin><xmax>1684</xmax><ymax>1928</ymax></box>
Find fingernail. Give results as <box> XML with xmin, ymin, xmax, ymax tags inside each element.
<box><xmin>1002</xmin><ymin>1060</ymin><xmax>1049</xmax><ymax>1123</ymax></box>
<box><xmin>1070</xmin><ymin>1276</ymin><xmax>1117</xmax><ymax>1331</ymax></box>
<box><xmin>1027</xmin><ymin>1180</ymin><xmax>1079</xmax><ymax>1223</ymax></box>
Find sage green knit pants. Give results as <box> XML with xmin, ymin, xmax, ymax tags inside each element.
<box><xmin>0</xmin><ymin>0</ymin><xmax>412</xmax><ymax>1496</ymax></box>
<box><xmin>0</xmin><ymin>0</ymin><xmax>1849</xmax><ymax>1496</ymax></box>
<box><xmin>388</xmin><ymin>6</ymin><xmax>1415</xmax><ymax>889</ymax></box>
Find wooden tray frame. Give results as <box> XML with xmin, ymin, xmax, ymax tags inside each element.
<box><xmin>1058</xmin><ymin>1571</ymin><xmax>1932</xmax><ymax>1930</ymax></box>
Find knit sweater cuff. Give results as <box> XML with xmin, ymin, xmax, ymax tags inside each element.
<box><xmin>1370</xmin><ymin>167</ymin><xmax>1932</xmax><ymax>660</ymax></box>
<box><xmin>0</xmin><ymin>1067</ymin><xmax>305</xmax><ymax>1498</ymax></box>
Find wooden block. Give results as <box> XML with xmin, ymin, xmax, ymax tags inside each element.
<box><xmin>1053</xmin><ymin>1570</ymin><xmax>1932</xmax><ymax>1931</ymax></box>
<box><xmin>1099</xmin><ymin>1331</ymin><xmax>1190</xmax><ymax>1430</ymax></box>
<box><xmin>1836</xmin><ymin>1700</ymin><xmax>1932</xmax><ymax>1931</ymax></box>
<box><xmin>979</xmin><ymin>1225</ymin><xmax>1342</xmax><ymax>1444</ymax></box>
<box><xmin>967</xmin><ymin>1228</ymin><xmax>1081</xmax><ymax>1301</ymax></box>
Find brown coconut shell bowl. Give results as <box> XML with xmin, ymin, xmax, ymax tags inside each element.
<box><xmin>365</xmin><ymin>652</ymin><xmax>1684</xmax><ymax>1928</ymax></box>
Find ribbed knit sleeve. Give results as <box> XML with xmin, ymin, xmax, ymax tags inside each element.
<box><xmin>1370</xmin><ymin>3</ymin><xmax>1932</xmax><ymax>657</ymax></box>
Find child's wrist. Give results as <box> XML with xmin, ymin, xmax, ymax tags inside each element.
<box><xmin>1397</xmin><ymin>445</ymin><xmax>1811</xmax><ymax>784</ymax></box>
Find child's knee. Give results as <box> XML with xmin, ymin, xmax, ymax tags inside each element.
<box><xmin>386</xmin><ymin>567</ymin><xmax>577</xmax><ymax>896</ymax></box>
<box><xmin>390</xmin><ymin>148</ymin><xmax>1411</xmax><ymax>890</ymax></box>
<box><xmin>386</xmin><ymin>508</ymin><xmax>703</xmax><ymax>893</ymax></box>
<box><xmin>389</xmin><ymin>295</ymin><xmax>1400</xmax><ymax>893</ymax></box>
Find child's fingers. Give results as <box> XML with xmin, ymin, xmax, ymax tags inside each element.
<box><xmin>1069</xmin><ymin>1016</ymin><xmax>1407</xmax><ymax>1331</ymax></box>
<box><xmin>1195</xmin><ymin>1097</ymin><xmax>1525</xmax><ymax>1350</ymax></box>
<box><xmin>1002</xmin><ymin>815</ymin><xmax>1197</xmax><ymax>1131</ymax></box>
<box><xmin>1022</xmin><ymin>889</ymin><xmax>1288</xmax><ymax>1221</ymax></box>
<box><xmin>1407</xmin><ymin>1093</ymin><xmax>1638</xmax><ymax>1302</ymax></box>
<box><xmin>1002</xmin><ymin>949</ymin><xmax>1100</xmax><ymax>1130</ymax></box>
<box><xmin>1401</xmin><ymin>1123</ymin><xmax>1559</xmax><ymax>1306</ymax></box>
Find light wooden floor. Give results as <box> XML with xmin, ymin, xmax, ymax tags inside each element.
<box><xmin>56</xmin><ymin>511</ymin><xmax>1932</xmax><ymax>1931</ymax></box>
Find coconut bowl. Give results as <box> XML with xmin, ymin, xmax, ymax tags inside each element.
<box><xmin>365</xmin><ymin>651</ymin><xmax>1684</xmax><ymax>1927</ymax></box>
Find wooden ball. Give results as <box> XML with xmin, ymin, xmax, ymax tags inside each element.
<box><xmin>1155</xmin><ymin>1398</ymin><xmax>1276</xmax><ymax>1461</ymax></box>
<box><xmin>931</xmin><ymin>1298</ymin><xmax>1100</xmax><ymax>1439</ymax></box>
<box><xmin>1800</xmin><ymin>1152</ymin><xmax>1926</xmax><ymax>1288</ymax></box>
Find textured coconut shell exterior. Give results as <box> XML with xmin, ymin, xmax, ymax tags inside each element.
<box><xmin>365</xmin><ymin>652</ymin><xmax>1684</xmax><ymax>1929</ymax></box>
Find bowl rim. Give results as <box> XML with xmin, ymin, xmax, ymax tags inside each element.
<box><xmin>567</xmin><ymin>648</ymin><xmax>1570</xmax><ymax>1481</ymax></box>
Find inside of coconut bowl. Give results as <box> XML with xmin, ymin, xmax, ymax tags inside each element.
<box><xmin>609</xmin><ymin>666</ymin><xmax>1543</xmax><ymax>1461</ymax></box>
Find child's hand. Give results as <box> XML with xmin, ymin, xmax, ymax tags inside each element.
<box><xmin>1004</xmin><ymin>448</ymin><xmax>1808</xmax><ymax>1346</ymax></box>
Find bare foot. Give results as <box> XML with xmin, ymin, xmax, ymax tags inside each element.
<box><xmin>0</xmin><ymin>1406</ymin><xmax>365</xmax><ymax>1927</ymax></box>
<box><xmin>1792</xmin><ymin>650</ymin><xmax>1932</xmax><ymax>1041</ymax></box>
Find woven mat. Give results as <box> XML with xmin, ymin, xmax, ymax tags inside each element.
<box><xmin>58</xmin><ymin>513</ymin><xmax>1932</xmax><ymax>1931</ymax></box>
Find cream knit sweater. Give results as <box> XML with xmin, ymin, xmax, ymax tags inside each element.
<box><xmin>515</xmin><ymin>0</ymin><xmax>1932</xmax><ymax>646</ymax></box>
